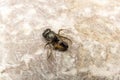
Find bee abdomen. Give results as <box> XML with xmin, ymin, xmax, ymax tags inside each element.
<box><xmin>53</xmin><ymin>41</ymin><xmax>68</xmax><ymax>51</ymax></box>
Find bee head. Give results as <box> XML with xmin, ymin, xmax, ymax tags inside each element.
<box><xmin>42</xmin><ymin>28</ymin><xmax>56</xmax><ymax>41</ymax></box>
<box><xmin>42</xmin><ymin>28</ymin><xmax>51</xmax><ymax>38</ymax></box>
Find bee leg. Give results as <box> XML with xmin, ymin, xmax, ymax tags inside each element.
<box><xmin>60</xmin><ymin>35</ymin><xmax>72</xmax><ymax>44</ymax></box>
<box><xmin>58</xmin><ymin>29</ymin><xmax>66</xmax><ymax>35</ymax></box>
<box><xmin>44</xmin><ymin>42</ymin><xmax>51</xmax><ymax>49</ymax></box>
<box><xmin>58</xmin><ymin>29</ymin><xmax>72</xmax><ymax>44</ymax></box>
<box><xmin>47</xmin><ymin>45</ymin><xmax>53</xmax><ymax>59</ymax></box>
<box><xmin>44</xmin><ymin>42</ymin><xmax>53</xmax><ymax>59</ymax></box>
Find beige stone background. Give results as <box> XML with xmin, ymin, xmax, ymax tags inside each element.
<box><xmin>0</xmin><ymin>0</ymin><xmax>120</xmax><ymax>80</ymax></box>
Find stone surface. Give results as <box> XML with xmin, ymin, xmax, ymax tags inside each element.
<box><xmin>0</xmin><ymin>0</ymin><xmax>120</xmax><ymax>80</ymax></box>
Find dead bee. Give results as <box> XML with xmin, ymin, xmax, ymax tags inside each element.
<box><xmin>42</xmin><ymin>28</ymin><xmax>72</xmax><ymax>58</ymax></box>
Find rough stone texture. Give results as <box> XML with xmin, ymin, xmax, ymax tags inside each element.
<box><xmin>0</xmin><ymin>0</ymin><xmax>120</xmax><ymax>80</ymax></box>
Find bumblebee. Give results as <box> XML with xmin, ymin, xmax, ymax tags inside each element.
<box><xmin>42</xmin><ymin>28</ymin><xmax>72</xmax><ymax>58</ymax></box>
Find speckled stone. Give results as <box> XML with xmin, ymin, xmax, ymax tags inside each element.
<box><xmin>0</xmin><ymin>0</ymin><xmax>120</xmax><ymax>80</ymax></box>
